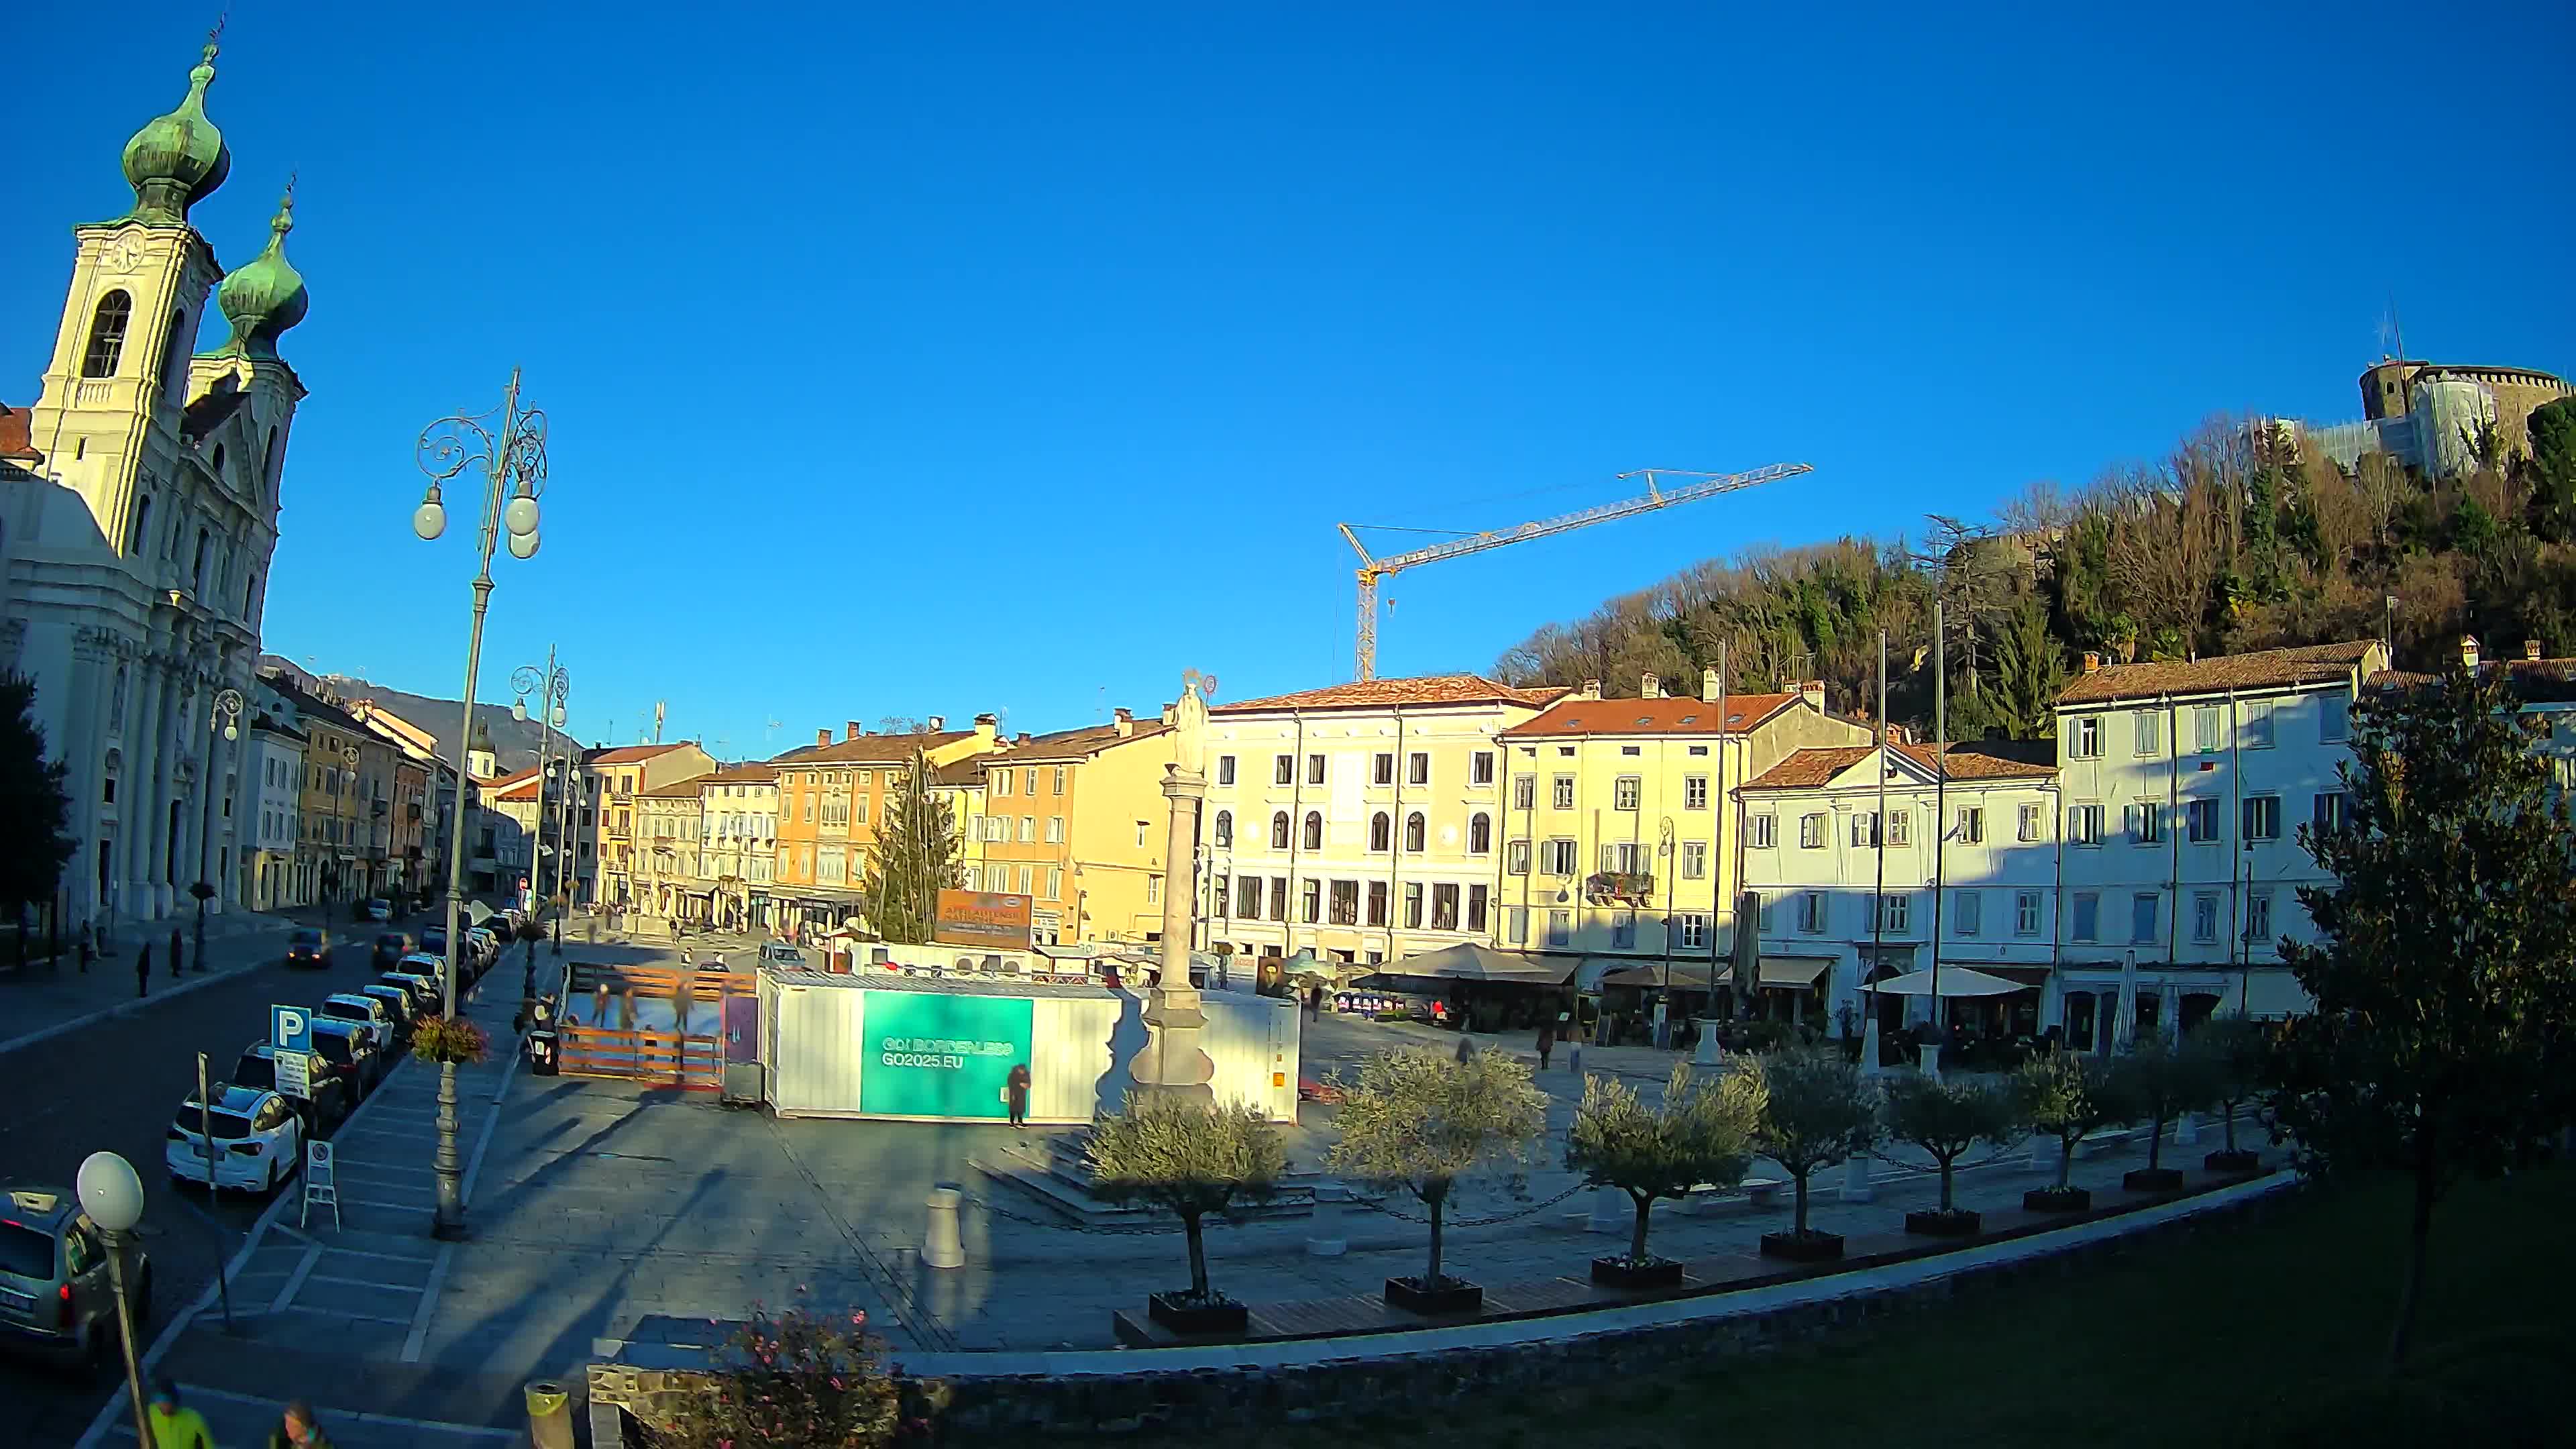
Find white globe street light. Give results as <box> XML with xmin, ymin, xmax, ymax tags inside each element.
<box><xmin>76</xmin><ymin>1152</ymin><xmax>152</xmax><ymax>1449</ymax></box>
<box><xmin>412</xmin><ymin>370</ymin><xmax>551</xmax><ymax>1242</ymax></box>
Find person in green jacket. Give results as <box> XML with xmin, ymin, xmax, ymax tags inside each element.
<box><xmin>268</xmin><ymin>1398</ymin><xmax>333</xmax><ymax>1448</ymax></box>
<box><xmin>146</xmin><ymin>1378</ymin><xmax>213</xmax><ymax>1449</ymax></box>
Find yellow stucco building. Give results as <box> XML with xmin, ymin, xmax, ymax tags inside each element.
<box><xmin>1493</xmin><ymin>670</ymin><xmax>1867</xmax><ymax>983</ymax></box>
<box><xmin>967</xmin><ymin>708</ymin><xmax>1176</xmax><ymax>946</ymax></box>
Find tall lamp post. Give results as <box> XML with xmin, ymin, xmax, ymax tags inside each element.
<box><xmin>195</xmin><ymin>688</ymin><xmax>243</xmax><ymax>971</ymax></box>
<box><xmin>511</xmin><ymin>652</ymin><xmax>571</xmax><ymax>965</ymax></box>
<box><xmin>76</xmin><ymin>1151</ymin><xmax>152</xmax><ymax>1449</ymax></box>
<box><xmin>413</xmin><ymin>370</ymin><xmax>549</xmax><ymax>1242</ymax></box>
<box><xmin>337</xmin><ymin>742</ymin><xmax>360</xmax><ymax>907</ymax></box>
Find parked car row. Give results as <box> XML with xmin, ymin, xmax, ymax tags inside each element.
<box><xmin>170</xmin><ymin>931</ymin><xmax>498</xmax><ymax>1200</ymax></box>
<box><xmin>282</xmin><ymin>920</ymin><xmax>504</xmax><ymax>984</ymax></box>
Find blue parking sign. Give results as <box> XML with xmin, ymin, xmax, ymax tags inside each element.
<box><xmin>272</xmin><ymin>1004</ymin><xmax>313</xmax><ymax>1054</ymax></box>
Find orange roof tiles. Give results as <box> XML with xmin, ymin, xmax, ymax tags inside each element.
<box><xmin>783</xmin><ymin>731</ymin><xmax>973</xmax><ymax>765</ymax></box>
<box><xmin>1499</xmin><ymin>692</ymin><xmax>1801</xmax><ymax>739</ymax></box>
<box><xmin>585</xmin><ymin>743</ymin><xmax>694</xmax><ymax>765</ymax></box>
<box><xmin>986</xmin><ymin>720</ymin><xmax>1171</xmax><ymax>763</ymax></box>
<box><xmin>0</xmin><ymin>403</ymin><xmax>40</xmax><ymax>463</ymax></box>
<box><xmin>1214</xmin><ymin>674</ymin><xmax>1566</xmax><ymax>714</ymax></box>
<box><xmin>2057</xmin><ymin>641</ymin><xmax>2381</xmax><ymax>706</ymax></box>
<box><xmin>1741</xmin><ymin>741</ymin><xmax>2057</xmax><ymax>792</ymax></box>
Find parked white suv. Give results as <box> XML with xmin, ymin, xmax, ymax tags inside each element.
<box><xmin>166</xmin><ymin>1086</ymin><xmax>303</xmax><ymax>1194</ymax></box>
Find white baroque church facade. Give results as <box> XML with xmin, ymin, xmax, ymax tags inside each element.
<box><xmin>0</xmin><ymin>38</ymin><xmax>309</xmax><ymax>937</ymax></box>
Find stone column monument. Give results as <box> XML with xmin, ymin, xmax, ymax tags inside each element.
<box><xmin>1126</xmin><ymin>672</ymin><xmax>1216</xmax><ymax>1106</ymax></box>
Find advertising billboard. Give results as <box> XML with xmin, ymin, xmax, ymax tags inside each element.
<box><xmin>933</xmin><ymin>890</ymin><xmax>1034</xmax><ymax>950</ymax></box>
<box><xmin>859</xmin><ymin>990</ymin><xmax>1034</xmax><ymax>1120</ymax></box>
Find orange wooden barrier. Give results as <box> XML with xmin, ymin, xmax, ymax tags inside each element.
<box><xmin>557</xmin><ymin>1025</ymin><xmax>722</xmax><ymax>1090</ymax></box>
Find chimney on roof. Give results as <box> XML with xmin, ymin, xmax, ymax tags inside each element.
<box><xmin>2082</xmin><ymin>651</ymin><xmax>2102</xmax><ymax>675</ymax></box>
<box><xmin>845</xmin><ymin>720</ymin><xmax>862</xmax><ymax>742</ymax></box>
<box><xmin>2525</xmin><ymin>639</ymin><xmax>2542</xmax><ymax>661</ymax></box>
<box><xmin>1114</xmin><ymin>707</ymin><xmax>1135</xmax><ymax>737</ymax></box>
<box><xmin>926</xmin><ymin>714</ymin><xmax>945</xmax><ymax>732</ymax></box>
<box><xmin>973</xmin><ymin>712</ymin><xmax>998</xmax><ymax>743</ymax></box>
<box><xmin>1015</xmin><ymin>732</ymin><xmax>1030</xmax><ymax>745</ymax></box>
<box><xmin>1702</xmin><ymin>666</ymin><xmax>1719</xmax><ymax>700</ymax></box>
<box><xmin>1578</xmin><ymin>678</ymin><xmax>1602</xmax><ymax>701</ymax></box>
<box><xmin>816</xmin><ymin>728</ymin><xmax>831</xmax><ymax>747</ymax></box>
<box><xmin>2460</xmin><ymin>635</ymin><xmax>2481</xmax><ymax>670</ymax></box>
<box><xmin>1801</xmin><ymin>680</ymin><xmax>1825</xmax><ymax>712</ymax></box>
<box><xmin>1641</xmin><ymin>672</ymin><xmax>1662</xmax><ymax>699</ymax></box>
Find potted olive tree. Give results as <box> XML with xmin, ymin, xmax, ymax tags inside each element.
<box><xmin>1564</xmin><ymin>1064</ymin><xmax>1760</xmax><ymax>1289</ymax></box>
<box><xmin>1326</xmin><ymin>1047</ymin><xmax>1550</xmax><ymax>1315</ymax></box>
<box><xmin>2017</xmin><ymin>1049</ymin><xmax>2126</xmax><ymax>1212</ymax></box>
<box><xmin>1745</xmin><ymin>1046</ymin><xmax>1881</xmax><ymax>1263</ymax></box>
<box><xmin>2188</xmin><ymin>1015</ymin><xmax>2269</xmax><ymax>1174</ymax></box>
<box><xmin>1882</xmin><ymin>1071</ymin><xmax>2025</xmax><ymax>1236</ymax></box>
<box><xmin>1086</xmin><ymin>1095</ymin><xmax>1285</xmax><ymax>1336</ymax></box>
<box><xmin>2110</xmin><ymin>1028</ymin><xmax>2213</xmax><ymax>1191</ymax></box>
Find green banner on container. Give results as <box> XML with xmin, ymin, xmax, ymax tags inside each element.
<box><xmin>859</xmin><ymin>991</ymin><xmax>1034</xmax><ymax>1120</ymax></box>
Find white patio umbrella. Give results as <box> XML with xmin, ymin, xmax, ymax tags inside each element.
<box><xmin>1864</xmin><ymin>965</ymin><xmax>2028</xmax><ymax>998</ymax></box>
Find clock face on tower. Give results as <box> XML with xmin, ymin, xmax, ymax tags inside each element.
<box><xmin>101</xmin><ymin>233</ymin><xmax>148</xmax><ymax>276</ymax></box>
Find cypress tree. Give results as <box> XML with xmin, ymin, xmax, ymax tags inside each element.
<box><xmin>0</xmin><ymin>672</ymin><xmax>76</xmax><ymax>963</ymax></box>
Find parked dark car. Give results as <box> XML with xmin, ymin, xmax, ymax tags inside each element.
<box><xmin>307</xmin><ymin>1019</ymin><xmax>384</xmax><ymax>1096</ymax></box>
<box><xmin>419</xmin><ymin>924</ymin><xmax>449</xmax><ymax>958</ymax></box>
<box><xmin>230</xmin><ymin>1042</ymin><xmax>353</xmax><ymax>1137</ymax></box>
<box><xmin>370</xmin><ymin>932</ymin><xmax>415</xmax><ymax>969</ymax></box>
<box><xmin>357</xmin><ymin>984</ymin><xmax>419</xmax><ymax>1050</ymax></box>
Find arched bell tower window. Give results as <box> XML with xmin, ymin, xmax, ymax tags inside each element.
<box><xmin>193</xmin><ymin>527</ymin><xmax>211</xmax><ymax>596</ymax></box>
<box><xmin>82</xmin><ymin>291</ymin><xmax>133</xmax><ymax>378</ymax></box>
<box><xmin>212</xmin><ymin>443</ymin><xmax>227</xmax><ymax>475</ymax></box>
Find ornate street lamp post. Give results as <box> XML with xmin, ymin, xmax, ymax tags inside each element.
<box><xmin>513</xmin><ymin>652</ymin><xmax>570</xmax><ymax>994</ymax></box>
<box><xmin>76</xmin><ymin>1151</ymin><xmax>152</xmax><ymax>1449</ymax></box>
<box><xmin>195</xmin><ymin>687</ymin><xmax>243</xmax><ymax>971</ymax></box>
<box><xmin>413</xmin><ymin>370</ymin><xmax>548</xmax><ymax>1241</ymax></box>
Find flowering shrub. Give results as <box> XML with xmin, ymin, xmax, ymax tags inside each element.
<box><xmin>650</xmin><ymin>1305</ymin><xmax>946</xmax><ymax>1448</ymax></box>
<box><xmin>409</xmin><ymin>1014</ymin><xmax>490</xmax><ymax>1065</ymax></box>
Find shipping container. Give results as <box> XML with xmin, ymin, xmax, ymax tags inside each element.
<box><xmin>758</xmin><ymin>969</ymin><xmax>1299</xmax><ymax>1123</ymax></box>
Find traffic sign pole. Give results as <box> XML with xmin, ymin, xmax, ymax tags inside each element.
<box><xmin>196</xmin><ymin>1053</ymin><xmax>233</xmax><ymax>1333</ymax></box>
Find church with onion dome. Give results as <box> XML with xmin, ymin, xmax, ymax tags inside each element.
<box><xmin>0</xmin><ymin>36</ymin><xmax>311</xmax><ymax>938</ymax></box>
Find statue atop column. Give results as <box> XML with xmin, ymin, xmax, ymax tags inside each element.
<box><xmin>1171</xmin><ymin>669</ymin><xmax>1212</xmax><ymax>780</ymax></box>
<box><xmin>1125</xmin><ymin>668</ymin><xmax>1217</xmax><ymax>1106</ymax></box>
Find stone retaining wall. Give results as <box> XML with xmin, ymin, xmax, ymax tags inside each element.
<box><xmin>590</xmin><ymin>1177</ymin><xmax>2297</xmax><ymax>1442</ymax></box>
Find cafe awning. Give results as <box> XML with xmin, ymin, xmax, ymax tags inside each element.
<box><xmin>1868</xmin><ymin>965</ymin><xmax>2028</xmax><ymax>998</ymax></box>
<box><xmin>1603</xmin><ymin>957</ymin><xmax>1831</xmax><ymax>990</ymax></box>
<box><xmin>1378</xmin><ymin>942</ymin><xmax>1574</xmax><ymax>986</ymax></box>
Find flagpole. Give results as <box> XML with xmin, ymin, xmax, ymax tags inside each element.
<box><xmin>1931</xmin><ymin>601</ymin><xmax>1947</xmax><ymax>1038</ymax></box>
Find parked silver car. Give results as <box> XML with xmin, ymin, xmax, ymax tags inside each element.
<box><xmin>0</xmin><ymin>1185</ymin><xmax>150</xmax><ymax>1374</ymax></box>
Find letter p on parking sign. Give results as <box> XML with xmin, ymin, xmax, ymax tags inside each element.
<box><xmin>272</xmin><ymin>1004</ymin><xmax>313</xmax><ymax>1054</ymax></box>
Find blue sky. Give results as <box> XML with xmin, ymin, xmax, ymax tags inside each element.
<box><xmin>10</xmin><ymin>3</ymin><xmax>2571</xmax><ymax>759</ymax></box>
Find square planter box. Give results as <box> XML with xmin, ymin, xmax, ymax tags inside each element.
<box><xmin>1904</xmin><ymin>1208</ymin><xmax>1982</xmax><ymax>1237</ymax></box>
<box><xmin>2204</xmin><ymin>1149</ymin><xmax>2261</xmax><ymax>1175</ymax></box>
<box><xmin>2123</xmin><ymin>1167</ymin><xmax>2185</xmax><ymax>1192</ymax></box>
<box><xmin>1759</xmin><ymin>1230</ymin><xmax>1845</xmax><ymax>1263</ymax></box>
<box><xmin>1146</xmin><ymin>1291</ymin><xmax>1248</xmax><ymax>1336</ymax></box>
<box><xmin>1590</xmin><ymin>1255</ymin><xmax>1685</xmax><ymax>1289</ymax></box>
<box><xmin>1384</xmin><ymin>1275</ymin><xmax>1483</xmax><ymax>1315</ymax></box>
<box><xmin>2023</xmin><ymin>1187</ymin><xmax>2092</xmax><ymax>1213</ymax></box>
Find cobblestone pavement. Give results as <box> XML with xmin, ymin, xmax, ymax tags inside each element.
<box><xmin>95</xmin><ymin>951</ymin><xmax>2247</xmax><ymax>1445</ymax></box>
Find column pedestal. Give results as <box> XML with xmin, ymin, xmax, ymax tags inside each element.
<box><xmin>1124</xmin><ymin>767</ymin><xmax>1214</xmax><ymax>1106</ymax></box>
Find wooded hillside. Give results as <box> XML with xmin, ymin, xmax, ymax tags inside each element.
<box><xmin>1492</xmin><ymin>399</ymin><xmax>2576</xmax><ymax>741</ymax></box>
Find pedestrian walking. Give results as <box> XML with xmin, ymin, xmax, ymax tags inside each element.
<box><xmin>1536</xmin><ymin>1022</ymin><xmax>1554</xmax><ymax>1071</ymax></box>
<box><xmin>1005</xmin><ymin>1061</ymin><xmax>1031</xmax><ymax>1128</ymax></box>
<box><xmin>78</xmin><ymin>919</ymin><xmax>94</xmax><ymax>974</ymax></box>
<box><xmin>268</xmin><ymin>1397</ymin><xmax>335</xmax><ymax>1448</ymax></box>
<box><xmin>168</xmin><ymin>925</ymin><xmax>183</xmax><ymax>979</ymax></box>
<box><xmin>1305</xmin><ymin>983</ymin><xmax>1322</xmax><ymax>1020</ymax></box>
<box><xmin>591</xmin><ymin>980</ymin><xmax>611</xmax><ymax>1028</ymax></box>
<box><xmin>145</xmin><ymin>1377</ymin><xmax>213</xmax><ymax>1449</ymax></box>
<box><xmin>1454</xmin><ymin>1032</ymin><xmax>1474</xmax><ymax>1065</ymax></box>
<box><xmin>135</xmin><ymin>942</ymin><xmax>151</xmax><ymax>999</ymax></box>
<box><xmin>617</xmin><ymin>985</ymin><xmax>638</xmax><ymax>1033</ymax></box>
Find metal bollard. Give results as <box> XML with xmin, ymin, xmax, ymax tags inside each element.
<box><xmin>924</xmin><ymin>1186</ymin><xmax>965</xmax><ymax>1269</ymax></box>
<box><xmin>525</xmin><ymin>1380</ymin><xmax>573</xmax><ymax>1449</ymax></box>
<box><xmin>2174</xmin><ymin>1112</ymin><xmax>2199</xmax><ymax>1146</ymax></box>
<box><xmin>2028</xmin><ymin>1132</ymin><xmax>2052</xmax><ymax>1173</ymax></box>
<box><xmin>1586</xmin><ymin>1185</ymin><xmax>1626</xmax><ymax>1234</ymax></box>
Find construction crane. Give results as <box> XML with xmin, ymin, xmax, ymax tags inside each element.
<box><xmin>1337</xmin><ymin>462</ymin><xmax>1812</xmax><ymax>680</ymax></box>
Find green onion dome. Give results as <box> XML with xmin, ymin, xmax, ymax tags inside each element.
<box><xmin>120</xmin><ymin>44</ymin><xmax>231</xmax><ymax>225</ymax></box>
<box><xmin>209</xmin><ymin>184</ymin><xmax>308</xmax><ymax>361</ymax></box>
